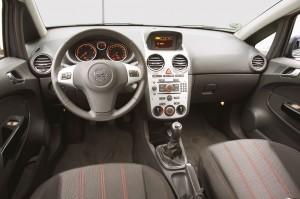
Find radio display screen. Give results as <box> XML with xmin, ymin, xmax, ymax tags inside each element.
<box><xmin>159</xmin><ymin>84</ymin><xmax>180</xmax><ymax>93</ymax></box>
<box><xmin>154</xmin><ymin>36</ymin><xmax>174</xmax><ymax>49</ymax></box>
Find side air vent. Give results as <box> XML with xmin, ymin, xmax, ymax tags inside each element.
<box><xmin>250</xmin><ymin>55</ymin><xmax>267</xmax><ymax>72</ymax></box>
<box><xmin>31</xmin><ymin>54</ymin><xmax>52</xmax><ymax>74</ymax></box>
<box><xmin>172</xmin><ymin>55</ymin><xmax>188</xmax><ymax>70</ymax></box>
<box><xmin>147</xmin><ymin>54</ymin><xmax>164</xmax><ymax>71</ymax></box>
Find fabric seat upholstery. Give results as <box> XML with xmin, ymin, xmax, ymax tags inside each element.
<box><xmin>31</xmin><ymin>163</ymin><xmax>175</xmax><ymax>199</ymax></box>
<box><xmin>201</xmin><ymin>139</ymin><xmax>300</xmax><ymax>199</ymax></box>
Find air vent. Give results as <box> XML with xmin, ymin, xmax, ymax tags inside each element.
<box><xmin>250</xmin><ymin>55</ymin><xmax>266</xmax><ymax>72</ymax></box>
<box><xmin>31</xmin><ymin>54</ymin><xmax>52</xmax><ymax>74</ymax></box>
<box><xmin>172</xmin><ymin>55</ymin><xmax>188</xmax><ymax>70</ymax></box>
<box><xmin>147</xmin><ymin>54</ymin><xmax>164</xmax><ymax>71</ymax></box>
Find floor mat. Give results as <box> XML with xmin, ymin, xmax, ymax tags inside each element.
<box><xmin>181</xmin><ymin>113</ymin><xmax>228</xmax><ymax>174</ymax></box>
<box><xmin>53</xmin><ymin>122</ymin><xmax>133</xmax><ymax>175</ymax></box>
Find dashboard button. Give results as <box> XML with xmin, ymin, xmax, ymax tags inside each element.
<box><xmin>152</xmin><ymin>86</ymin><xmax>157</xmax><ymax>92</ymax></box>
<box><xmin>176</xmin><ymin>105</ymin><xmax>186</xmax><ymax>115</ymax></box>
<box><xmin>167</xmin><ymin>95</ymin><xmax>173</xmax><ymax>101</ymax></box>
<box><xmin>166</xmin><ymin>68</ymin><xmax>172</xmax><ymax>74</ymax></box>
<box><xmin>164</xmin><ymin>105</ymin><xmax>175</xmax><ymax>117</ymax></box>
<box><xmin>153</xmin><ymin>106</ymin><xmax>163</xmax><ymax>117</ymax></box>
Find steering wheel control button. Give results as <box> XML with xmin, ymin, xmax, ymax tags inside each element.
<box><xmin>153</xmin><ymin>106</ymin><xmax>163</xmax><ymax>117</ymax></box>
<box><xmin>89</xmin><ymin>64</ymin><xmax>113</xmax><ymax>87</ymax></box>
<box><xmin>61</xmin><ymin>72</ymin><xmax>72</xmax><ymax>80</ymax></box>
<box><xmin>164</xmin><ymin>105</ymin><xmax>175</xmax><ymax>117</ymax></box>
<box><xmin>129</xmin><ymin>70</ymin><xmax>139</xmax><ymax>77</ymax></box>
<box><xmin>176</xmin><ymin>105</ymin><xmax>186</xmax><ymax>115</ymax></box>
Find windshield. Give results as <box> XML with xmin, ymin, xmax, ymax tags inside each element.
<box><xmin>35</xmin><ymin>0</ymin><xmax>281</xmax><ymax>32</ymax></box>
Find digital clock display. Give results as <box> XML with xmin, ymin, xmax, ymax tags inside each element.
<box><xmin>154</xmin><ymin>36</ymin><xmax>174</xmax><ymax>49</ymax></box>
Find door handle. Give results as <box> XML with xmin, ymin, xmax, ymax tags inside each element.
<box><xmin>281</xmin><ymin>68</ymin><xmax>300</xmax><ymax>78</ymax></box>
<box><xmin>281</xmin><ymin>102</ymin><xmax>300</xmax><ymax>120</ymax></box>
<box><xmin>6</xmin><ymin>72</ymin><xmax>24</xmax><ymax>84</ymax></box>
<box><xmin>1</xmin><ymin>116</ymin><xmax>26</xmax><ymax>166</ymax></box>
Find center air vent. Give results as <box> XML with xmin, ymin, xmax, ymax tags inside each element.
<box><xmin>147</xmin><ymin>54</ymin><xmax>164</xmax><ymax>71</ymax></box>
<box><xmin>172</xmin><ymin>55</ymin><xmax>188</xmax><ymax>70</ymax></box>
<box><xmin>31</xmin><ymin>54</ymin><xmax>52</xmax><ymax>74</ymax></box>
<box><xmin>250</xmin><ymin>55</ymin><xmax>266</xmax><ymax>72</ymax></box>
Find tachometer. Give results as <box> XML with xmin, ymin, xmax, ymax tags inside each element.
<box><xmin>75</xmin><ymin>43</ymin><xmax>97</xmax><ymax>61</ymax></box>
<box><xmin>107</xmin><ymin>44</ymin><xmax>128</xmax><ymax>61</ymax></box>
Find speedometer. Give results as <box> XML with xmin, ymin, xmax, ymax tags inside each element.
<box><xmin>106</xmin><ymin>44</ymin><xmax>128</xmax><ymax>61</ymax></box>
<box><xmin>75</xmin><ymin>43</ymin><xmax>97</xmax><ymax>61</ymax></box>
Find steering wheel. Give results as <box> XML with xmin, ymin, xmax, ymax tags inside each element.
<box><xmin>51</xmin><ymin>29</ymin><xmax>145</xmax><ymax>121</ymax></box>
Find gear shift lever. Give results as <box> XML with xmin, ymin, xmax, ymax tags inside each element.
<box><xmin>161</xmin><ymin>121</ymin><xmax>184</xmax><ymax>160</ymax></box>
<box><xmin>168</xmin><ymin>121</ymin><xmax>183</xmax><ymax>144</ymax></box>
<box><xmin>156</xmin><ymin>121</ymin><xmax>186</xmax><ymax>169</ymax></box>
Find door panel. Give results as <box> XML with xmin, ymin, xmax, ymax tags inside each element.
<box><xmin>0</xmin><ymin>57</ymin><xmax>48</xmax><ymax>198</ymax></box>
<box><xmin>241</xmin><ymin>57</ymin><xmax>300</xmax><ymax>151</ymax></box>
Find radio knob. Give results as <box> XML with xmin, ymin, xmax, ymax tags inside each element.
<box><xmin>176</xmin><ymin>105</ymin><xmax>186</xmax><ymax>115</ymax></box>
<box><xmin>152</xmin><ymin>86</ymin><xmax>157</xmax><ymax>92</ymax></box>
<box><xmin>167</xmin><ymin>95</ymin><xmax>173</xmax><ymax>101</ymax></box>
<box><xmin>153</xmin><ymin>106</ymin><xmax>163</xmax><ymax>117</ymax></box>
<box><xmin>164</xmin><ymin>105</ymin><xmax>175</xmax><ymax>117</ymax></box>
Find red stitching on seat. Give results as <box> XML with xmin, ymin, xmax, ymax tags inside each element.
<box><xmin>120</xmin><ymin>164</ymin><xmax>128</xmax><ymax>199</ymax></box>
<box><xmin>79</xmin><ymin>168</ymin><xmax>84</xmax><ymax>199</ymax></box>
<box><xmin>82</xmin><ymin>168</ymin><xmax>85</xmax><ymax>199</ymax></box>
<box><xmin>237</xmin><ymin>142</ymin><xmax>274</xmax><ymax>199</ymax></box>
<box><xmin>78</xmin><ymin>170</ymin><xmax>81</xmax><ymax>199</ymax></box>
<box><xmin>223</xmin><ymin>144</ymin><xmax>257</xmax><ymax>199</ymax></box>
<box><xmin>99</xmin><ymin>165</ymin><xmax>103</xmax><ymax>199</ymax></box>
<box><xmin>253</xmin><ymin>142</ymin><xmax>291</xmax><ymax>197</ymax></box>
<box><xmin>99</xmin><ymin>165</ymin><xmax>106</xmax><ymax>199</ymax></box>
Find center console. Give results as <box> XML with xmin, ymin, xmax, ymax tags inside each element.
<box><xmin>145</xmin><ymin>31</ymin><xmax>192</xmax><ymax>120</ymax></box>
<box><xmin>143</xmin><ymin>31</ymin><xmax>201</xmax><ymax>198</ymax></box>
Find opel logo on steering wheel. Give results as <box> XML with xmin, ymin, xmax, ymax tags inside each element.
<box><xmin>93</xmin><ymin>67</ymin><xmax>113</xmax><ymax>86</ymax></box>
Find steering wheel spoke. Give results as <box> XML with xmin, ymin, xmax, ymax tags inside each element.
<box><xmin>84</xmin><ymin>89</ymin><xmax>117</xmax><ymax>114</ymax></box>
<box><xmin>57</xmin><ymin>65</ymin><xmax>76</xmax><ymax>87</ymax></box>
<box><xmin>124</xmin><ymin>63</ymin><xmax>143</xmax><ymax>85</ymax></box>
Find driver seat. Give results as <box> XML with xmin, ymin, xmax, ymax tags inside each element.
<box><xmin>31</xmin><ymin>163</ymin><xmax>175</xmax><ymax>199</ymax></box>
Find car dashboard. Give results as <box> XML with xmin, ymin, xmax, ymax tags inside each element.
<box><xmin>26</xmin><ymin>26</ymin><xmax>265</xmax><ymax>120</ymax></box>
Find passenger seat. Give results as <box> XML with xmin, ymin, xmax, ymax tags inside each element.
<box><xmin>200</xmin><ymin>139</ymin><xmax>300</xmax><ymax>199</ymax></box>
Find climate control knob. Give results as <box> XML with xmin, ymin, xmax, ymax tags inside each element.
<box><xmin>176</xmin><ymin>105</ymin><xmax>186</xmax><ymax>115</ymax></box>
<box><xmin>153</xmin><ymin>106</ymin><xmax>163</xmax><ymax>117</ymax></box>
<box><xmin>164</xmin><ymin>105</ymin><xmax>175</xmax><ymax>117</ymax></box>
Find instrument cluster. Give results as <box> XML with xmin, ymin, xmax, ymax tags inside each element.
<box><xmin>67</xmin><ymin>38</ymin><xmax>133</xmax><ymax>63</ymax></box>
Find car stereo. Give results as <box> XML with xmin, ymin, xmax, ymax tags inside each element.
<box><xmin>159</xmin><ymin>83</ymin><xmax>180</xmax><ymax>93</ymax></box>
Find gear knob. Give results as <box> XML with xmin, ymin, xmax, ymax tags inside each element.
<box><xmin>169</xmin><ymin>121</ymin><xmax>183</xmax><ymax>142</ymax></box>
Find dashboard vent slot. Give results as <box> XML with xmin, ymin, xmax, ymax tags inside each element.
<box><xmin>172</xmin><ymin>55</ymin><xmax>188</xmax><ymax>70</ymax></box>
<box><xmin>250</xmin><ymin>55</ymin><xmax>266</xmax><ymax>72</ymax></box>
<box><xmin>147</xmin><ymin>54</ymin><xmax>164</xmax><ymax>71</ymax></box>
<box><xmin>32</xmin><ymin>54</ymin><xmax>52</xmax><ymax>74</ymax></box>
